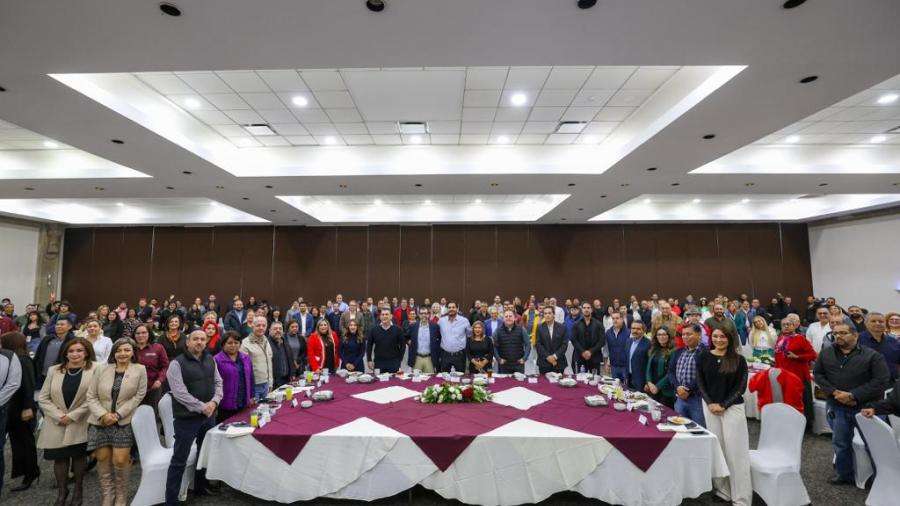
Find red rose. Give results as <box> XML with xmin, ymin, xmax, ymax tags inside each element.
<box><xmin>462</xmin><ymin>387</ymin><xmax>474</xmax><ymax>399</ymax></box>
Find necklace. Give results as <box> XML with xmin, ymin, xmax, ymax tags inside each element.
<box><xmin>67</xmin><ymin>367</ymin><xmax>83</xmax><ymax>376</ymax></box>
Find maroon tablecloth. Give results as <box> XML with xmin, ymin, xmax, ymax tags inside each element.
<box><xmin>226</xmin><ymin>376</ymin><xmax>675</xmax><ymax>473</ymax></box>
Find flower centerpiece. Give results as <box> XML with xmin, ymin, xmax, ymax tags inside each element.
<box><xmin>419</xmin><ymin>382</ymin><xmax>492</xmax><ymax>404</ymax></box>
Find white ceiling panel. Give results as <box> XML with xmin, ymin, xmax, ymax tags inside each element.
<box><xmin>543</xmin><ymin>67</ymin><xmax>593</xmax><ymax>90</ymax></box>
<box><xmin>465</xmin><ymin>67</ymin><xmax>508</xmax><ymax>90</ymax></box>
<box><xmin>299</xmin><ymin>70</ymin><xmax>346</xmax><ymax>91</ymax></box>
<box><xmin>217</xmin><ymin>71</ymin><xmax>269</xmax><ymax>92</ymax></box>
<box><xmin>504</xmin><ymin>67</ymin><xmax>551</xmax><ymax>90</ymax></box>
<box><xmin>326</xmin><ymin>108</ymin><xmax>363</xmax><ymax>123</ymax></box>
<box><xmin>256</xmin><ymin>70</ymin><xmax>308</xmax><ymax>92</ymax></box>
<box><xmin>344</xmin><ymin>69</ymin><xmax>465</xmax><ymax>121</ymax></box>
<box><xmin>175</xmin><ymin>72</ymin><xmax>231</xmax><ymax>93</ymax></box>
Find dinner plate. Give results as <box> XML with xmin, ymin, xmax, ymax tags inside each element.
<box><xmin>667</xmin><ymin>416</ymin><xmax>691</xmax><ymax>425</ymax></box>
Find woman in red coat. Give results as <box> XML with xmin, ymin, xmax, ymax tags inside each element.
<box><xmin>307</xmin><ymin>319</ymin><xmax>340</xmax><ymax>372</ymax></box>
<box><xmin>773</xmin><ymin>317</ymin><xmax>817</xmax><ymax>428</ymax></box>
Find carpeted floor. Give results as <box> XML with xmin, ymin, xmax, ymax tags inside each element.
<box><xmin>2</xmin><ymin>419</ymin><xmax>869</xmax><ymax>505</ymax></box>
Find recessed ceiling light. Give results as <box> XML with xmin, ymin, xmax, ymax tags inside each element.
<box><xmin>323</xmin><ymin>136</ymin><xmax>337</xmax><ymax>145</ymax></box>
<box><xmin>496</xmin><ymin>135</ymin><xmax>510</xmax><ymax>144</ymax></box>
<box><xmin>111</xmin><ymin>139</ymin><xmax>124</xmax><ymax>144</ymax></box>
<box><xmin>741</xmin><ymin>198</ymin><xmax>750</xmax><ymax>203</ymax></box>
<box><xmin>620</xmin><ymin>183</ymin><xmax>629</xmax><ymax>187</ymax></box>
<box><xmin>322</xmin><ymin>199</ymin><xmax>332</xmax><ymax>205</ymax></box>
<box><xmin>159</xmin><ymin>3</ymin><xmax>182</xmax><ymax>16</ymax></box>
<box><xmin>414</xmin><ymin>183</ymin><xmax>423</xmax><ymax>187</ymax></box>
<box><xmin>165</xmin><ymin>186</ymin><xmax>174</xmax><ymax>190</ymax></box>
<box><xmin>338</xmin><ymin>184</ymin><xmax>348</xmax><ymax>189</ymax></box>
<box><xmin>24</xmin><ymin>187</ymin><xmax>34</xmax><ymax>191</ymax></box>
<box><xmin>702</xmin><ymin>134</ymin><xmax>716</xmax><ymax>140</ymax></box>
<box><xmin>870</xmin><ymin>135</ymin><xmax>887</xmax><ymax>143</ymax></box>
<box><xmin>561</xmin><ymin>218</ymin><xmax>567</xmax><ymax>221</ymax></box>
<box><xmin>782</xmin><ymin>0</ymin><xmax>807</xmax><ymax>9</ymax></box>
<box><xmin>692</xmin><ymin>198</ymin><xmax>701</xmax><ymax>203</ymax></box>
<box><xmin>785</xmin><ymin>135</ymin><xmax>800</xmax><ymax>143</ymax></box>
<box><xmin>799</xmin><ymin>75</ymin><xmax>818</xmax><ymax>84</ymax></box>
<box><xmin>490</xmin><ymin>183</ymin><xmax>499</xmax><ymax>187</ymax></box>
<box><xmin>373</xmin><ymin>199</ymin><xmax>383</xmax><ymax>205</ymax></box>
<box><xmin>818</xmin><ymin>183</ymin><xmax>828</xmax><ymax>187</ymax></box>
<box><xmin>265</xmin><ymin>185</ymin><xmax>273</xmax><ymax>189</ymax></box>
<box><xmin>291</xmin><ymin>95</ymin><xmax>309</xmax><ymax>107</ymax></box>
<box><xmin>0</xmin><ymin>85</ymin><xmax>6</xmax><ymax>92</ymax></box>
<box><xmin>567</xmin><ymin>183</ymin><xmax>576</xmax><ymax>187</ymax></box>
<box><xmin>292</xmin><ymin>219</ymin><xmax>298</xmax><ymax>222</ymax></box>
<box><xmin>210</xmin><ymin>202</ymin><xmax>219</xmax><ymax>207</ymax></box>
<box><xmin>215</xmin><ymin>185</ymin><xmax>224</xmax><ymax>189</ymax></box>
<box><xmin>877</xmin><ymin>93</ymin><xmax>899</xmax><ymax>105</ymax></box>
<box><xmin>644</xmin><ymin>198</ymin><xmax>652</xmax><ymax>204</ymax></box>
<box><xmin>95</xmin><ymin>186</ymin><xmax>104</xmax><ymax>191</ymax></box>
<box><xmin>365</xmin><ymin>0</ymin><xmax>385</xmax><ymax>12</ymax></box>
<box><xmin>42</xmin><ymin>140</ymin><xmax>59</xmax><ymax>149</ymax></box>
<box><xmin>744</xmin><ymin>182</ymin><xmax>755</xmax><ymax>187</ymax></box>
<box><xmin>600</xmin><ymin>195</ymin><xmax>607</xmax><ymax>198</ymax></box>
<box><xmin>577</xmin><ymin>0</ymin><xmax>598</xmax><ymax>8</ymax></box>
<box><xmin>510</xmin><ymin>93</ymin><xmax>527</xmax><ymax>107</ymax></box>
<box><xmin>242</xmin><ymin>197</ymin><xmax>249</xmax><ymax>200</ymax></box>
<box><xmin>424</xmin><ymin>199</ymin><xmax>432</xmax><ymax>205</ymax></box>
<box><xmin>183</xmin><ymin>97</ymin><xmax>201</xmax><ymax>109</ymax></box>
<box><xmin>409</xmin><ymin>135</ymin><xmax>422</xmax><ymax>144</ymax></box>
<box><xmin>474</xmin><ymin>199</ymin><xmax>482</xmax><ymax>204</ymax></box>
<box><xmin>182</xmin><ymin>170</ymin><xmax>192</xmax><ymax>175</ymax></box>
<box><xmin>577</xmin><ymin>208</ymin><xmax>584</xmax><ymax>211</ymax></box>
<box><xmin>116</xmin><ymin>202</ymin><xmax>124</xmax><ymax>207</ymax></box>
<box><xmin>646</xmin><ymin>167</ymin><xmax>657</xmax><ymax>171</ymax></box>
<box><xmin>671</xmin><ymin>182</ymin><xmax>680</xmax><ymax>187</ymax></box>
<box><xmin>270</xmin><ymin>209</ymin><xmax>277</xmax><ymax>213</ymax></box>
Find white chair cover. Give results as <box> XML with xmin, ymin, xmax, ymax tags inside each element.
<box><xmin>158</xmin><ymin>393</ymin><xmax>176</xmax><ymax>448</ymax></box>
<box><xmin>853</xmin><ymin>428</ymin><xmax>874</xmax><ymax>489</ymax></box>
<box><xmin>855</xmin><ymin>413</ymin><xmax>900</xmax><ymax>506</ymax></box>
<box><xmin>130</xmin><ymin>405</ymin><xmax>196</xmax><ymax>506</ymax></box>
<box><xmin>749</xmin><ymin>403</ymin><xmax>810</xmax><ymax>506</ymax></box>
<box><xmin>811</xmin><ymin>399</ymin><xmax>831</xmax><ymax>435</ymax></box>
<box><xmin>889</xmin><ymin>414</ymin><xmax>900</xmax><ymax>444</ymax></box>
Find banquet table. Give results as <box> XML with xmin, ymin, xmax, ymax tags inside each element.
<box><xmin>197</xmin><ymin>375</ymin><xmax>729</xmax><ymax>506</ymax></box>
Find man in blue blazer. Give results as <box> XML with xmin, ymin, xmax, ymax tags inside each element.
<box><xmin>605</xmin><ymin>312</ymin><xmax>630</xmax><ymax>383</ymax></box>
<box><xmin>483</xmin><ymin>307</ymin><xmax>503</xmax><ymax>338</ymax></box>
<box><xmin>625</xmin><ymin>321</ymin><xmax>652</xmax><ymax>391</ymax></box>
<box><xmin>406</xmin><ymin>307</ymin><xmax>442</xmax><ymax>373</ymax></box>
<box><xmin>292</xmin><ymin>302</ymin><xmax>315</xmax><ymax>338</ymax></box>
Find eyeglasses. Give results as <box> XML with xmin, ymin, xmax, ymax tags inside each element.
<box><xmin>832</xmin><ymin>331</ymin><xmax>852</xmax><ymax>336</ymax></box>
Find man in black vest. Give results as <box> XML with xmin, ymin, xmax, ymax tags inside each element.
<box><xmin>572</xmin><ymin>302</ymin><xmax>606</xmax><ymax>374</ymax></box>
<box><xmin>165</xmin><ymin>330</ymin><xmax>222</xmax><ymax>504</ymax></box>
<box><xmin>495</xmin><ymin>309</ymin><xmax>531</xmax><ymax>374</ymax></box>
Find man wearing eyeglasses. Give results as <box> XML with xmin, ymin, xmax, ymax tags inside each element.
<box><xmin>812</xmin><ymin>323</ymin><xmax>890</xmax><ymax>486</ymax></box>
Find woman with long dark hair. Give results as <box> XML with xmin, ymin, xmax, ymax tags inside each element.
<box><xmin>160</xmin><ymin>314</ymin><xmax>187</xmax><ymax>359</ymax></box>
<box><xmin>37</xmin><ymin>337</ymin><xmax>98</xmax><ymax>506</ymax></box>
<box><xmin>121</xmin><ymin>308</ymin><xmax>142</xmax><ymax>340</ymax></box>
<box><xmin>2</xmin><ymin>331</ymin><xmax>40</xmax><ymax>492</ymax></box>
<box><xmin>103</xmin><ymin>310</ymin><xmax>124</xmax><ymax>341</ymax></box>
<box><xmin>696</xmin><ymin>328</ymin><xmax>751</xmax><ymax>505</ymax></box>
<box><xmin>133</xmin><ymin>324</ymin><xmax>168</xmax><ymax>417</ymax></box>
<box><xmin>22</xmin><ymin>309</ymin><xmax>45</xmax><ymax>355</ymax></box>
<box><xmin>644</xmin><ymin>327</ymin><xmax>675</xmax><ymax>407</ymax></box>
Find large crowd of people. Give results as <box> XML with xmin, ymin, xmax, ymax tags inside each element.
<box><xmin>1</xmin><ymin>291</ymin><xmax>899</xmax><ymax>505</ymax></box>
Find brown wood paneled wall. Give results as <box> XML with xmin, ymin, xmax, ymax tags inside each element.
<box><xmin>60</xmin><ymin>223</ymin><xmax>813</xmax><ymax>312</ymax></box>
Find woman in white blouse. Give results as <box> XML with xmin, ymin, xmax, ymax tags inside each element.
<box><xmin>83</xmin><ymin>318</ymin><xmax>114</xmax><ymax>363</ymax></box>
<box><xmin>748</xmin><ymin>316</ymin><xmax>776</xmax><ymax>358</ymax></box>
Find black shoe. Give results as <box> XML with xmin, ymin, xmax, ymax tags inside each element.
<box><xmin>10</xmin><ymin>474</ymin><xmax>40</xmax><ymax>491</ymax></box>
<box><xmin>828</xmin><ymin>475</ymin><xmax>853</xmax><ymax>486</ymax></box>
<box><xmin>194</xmin><ymin>486</ymin><xmax>220</xmax><ymax>497</ymax></box>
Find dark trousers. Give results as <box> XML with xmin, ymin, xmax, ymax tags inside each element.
<box><xmin>440</xmin><ymin>350</ymin><xmax>466</xmax><ymax>373</ymax></box>
<box><xmin>5</xmin><ymin>410</ymin><xmax>39</xmax><ymax>480</ymax></box>
<box><xmin>802</xmin><ymin>379</ymin><xmax>814</xmax><ymax>428</ymax></box>
<box><xmin>374</xmin><ymin>358</ymin><xmax>402</xmax><ymax>374</ymax></box>
<box><xmin>165</xmin><ymin>415</ymin><xmax>215</xmax><ymax>505</ymax></box>
<box><xmin>0</xmin><ymin>407</ymin><xmax>6</xmax><ymax>496</ymax></box>
<box><xmin>142</xmin><ymin>386</ymin><xmax>163</xmax><ymax>419</ymax></box>
<box><xmin>498</xmin><ymin>361</ymin><xmax>524</xmax><ymax>374</ymax></box>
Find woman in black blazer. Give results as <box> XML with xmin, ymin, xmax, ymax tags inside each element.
<box><xmin>2</xmin><ymin>331</ymin><xmax>41</xmax><ymax>491</ymax></box>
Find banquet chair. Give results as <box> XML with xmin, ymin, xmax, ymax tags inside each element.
<box><xmin>853</xmin><ymin>428</ymin><xmax>874</xmax><ymax>489</ymax></box>
<box><xmin>854</xmin><ymin>413</ymin><xmax>900</xmax><ymax>506</ymax></box>
<box><xmin>749</xmin><ymin>403</ymin><xmax>810</xmax><ymax>506</ymax></box>
<box><xmin>811</xmin><ymin>399</ymin><xmax>831</xmax><ymax>435</ymax></box>
<box><xmin>131</xmin><ymin>405</ymin><xmax>196</xmax><ymax>506</ymax></box>
<box><xmin>158</xmin><ymin>393</ymin><xmax>176</xmax><ymax>448</ymax></box>
<box><xmin>889</xmin><ymin>415</ymin><xmax>900</xmax><ymax>443</ymax></box>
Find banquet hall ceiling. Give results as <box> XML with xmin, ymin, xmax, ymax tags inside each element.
<box><xmin>0</xmin><ymin>0</ymin><xmax>899</xmax><ymax>225</ymax></box>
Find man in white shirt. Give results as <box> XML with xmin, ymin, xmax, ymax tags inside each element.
<box><xmin>806</xmin><ymin>306</ymin><xmax>831</xmax><ymax>351</ymax></box>
<box><xmin>551</xmin><ymin>298</ymin><xmax>565</xmax><ymax>324</ymax></box>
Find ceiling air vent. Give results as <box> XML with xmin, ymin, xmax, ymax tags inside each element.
<box><xmin>555</xmin><ymin>121</ymin><xmax>587</xmax><ymax>134</ymax></box>
<box><xmin>243</xmin><ymin>124</ymin><xmax>276</xmax><ymax>136</ymax></box>
<box><xmin>398</xmin><ymin>122</ymin><xmax>428</xmax><ymax>134</ymax></box>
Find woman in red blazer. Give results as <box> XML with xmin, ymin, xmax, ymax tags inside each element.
<box><xmin>773</xmin><ymin>317</ymin><xmax>817</xmax><ymax>428</ymax></box>
<box><xmin>307</xmin><ymin>319</ymin><xmax>340</xmax><ymax>372</ymax></box>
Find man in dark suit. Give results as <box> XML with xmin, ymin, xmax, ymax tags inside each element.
<box><xmin>536</xmin><ymin>307</ymin><xmax>567</xmax><ymax>374</ymax></box>
<box><xmin>224</xmin><ymin>299</ymin><xmax>246</xmax><ymax>334</ymax></box>
<box><xmin>626</xmin><ymin>321</ymin><xmax>652</xmax><ymax>391</ymax></box>
<box><xmin>292</xmin><ymin>301</ymin><xmax>315</xmax><ymax>338</ymax></box>
<box><xmin>406</xmin><ymin>307</ymin><xmax>442</xmax><ymax>373</ymax></box>
<box><xmin>572</xmin><ymin>302</ymin><xmax>606</xmax><ymax>374</ymax></box>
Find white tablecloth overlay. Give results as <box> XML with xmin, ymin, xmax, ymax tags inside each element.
<box><xmin>198</xmin><ymin>388</ymin><xmax>729</xmax><ymax>506</ymax></box>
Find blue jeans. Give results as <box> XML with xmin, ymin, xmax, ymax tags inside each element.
<box><xmin>675</xmin><ymin>394</ymin><xmax>707</xmax><ymax>428</ymax></box>
<box><xmin>826</xmin><ymin>400</ymin><xmax>861</xmax><ymax>482</ymax></box>
<box><xmin>253</xmin><ymin>382</ymin><xmax>269</xmax><ymax>401</ymax></box>
<box><xmin>165</xmin><ymin>415</ymin><xmax>215</xmax><ymax>505</ymax></box>
<box><xmin>610</xmin><ymin>366</ymin><xmax>628</xmax><ymax>384</ymax></box>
